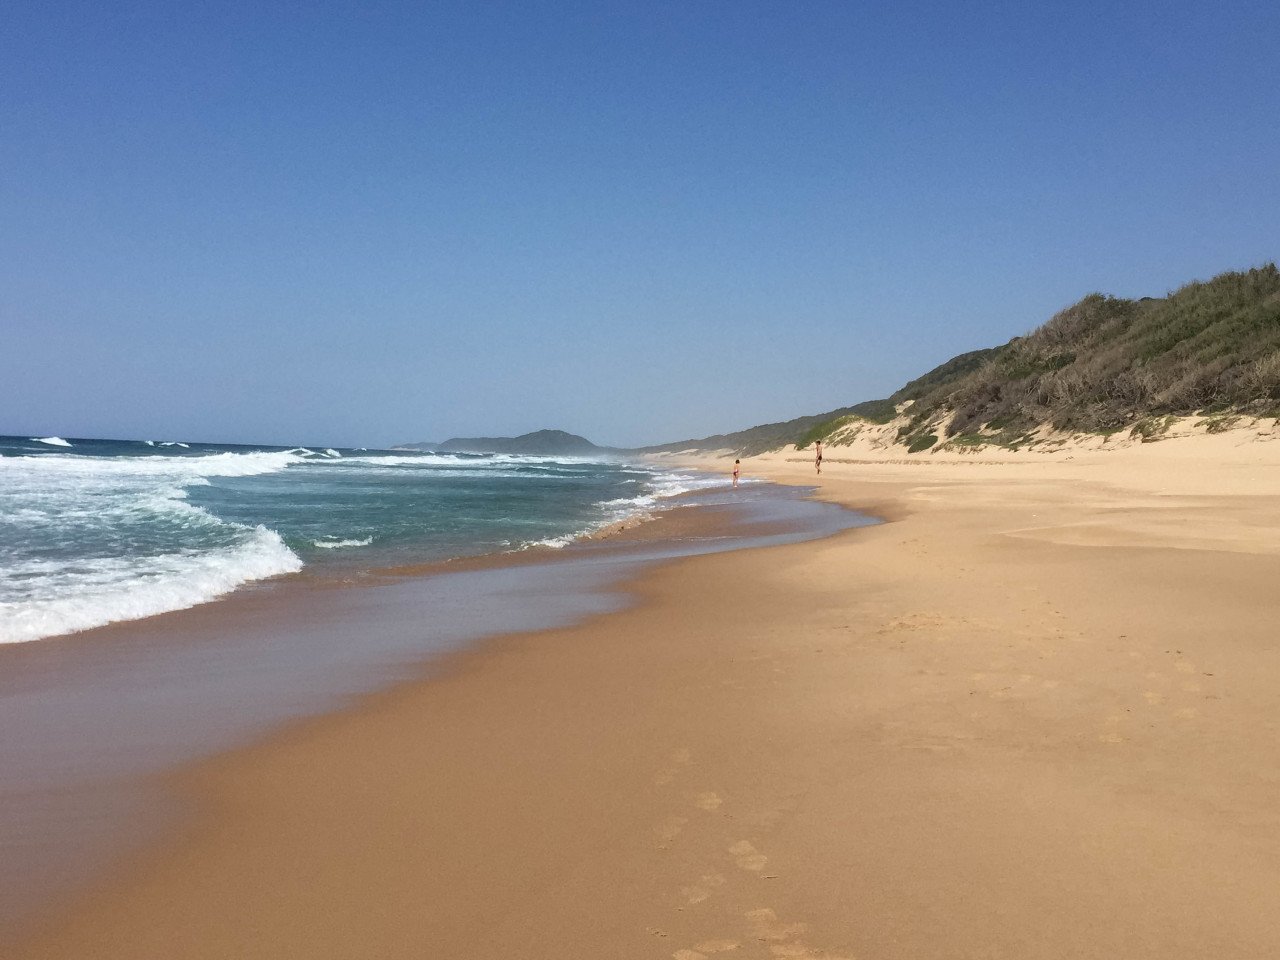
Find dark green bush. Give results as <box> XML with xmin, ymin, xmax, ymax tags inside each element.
<box><xmin>907</xmin><ymin>434</ymin><xmax>938</xmax><ymax>453</ymax></box>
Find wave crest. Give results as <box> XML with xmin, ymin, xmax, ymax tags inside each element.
<box><xmin>312</xmin><ymin>536</ymin><xmax>373</xmax><ymax>549</ymax></box>
<box><xmin>0</xmin><ymin>450</ymin><xmax>305</xmax><ymax>479</ymax></box>
<box><xmin>0</xmin><ymin>526</ymin><xmax>302</xmax><ymax>644</ymax></box>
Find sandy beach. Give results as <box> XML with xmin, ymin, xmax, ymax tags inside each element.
<box><xmin>10</xmin><ymin>426</ymin><xmax>1280</xmax><ymax>959</ymax></box>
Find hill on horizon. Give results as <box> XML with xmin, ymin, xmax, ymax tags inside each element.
<box><xmin>637</xmin><ymin>399</ymin><xmax>898</xmax><ymax>458</ymax></box>
<box><xmin>648</xmin><ymin>263</ymin><xmax>1280</xmax><ymax>455</ymax></box>
<box><xmin>429</xmin><ymin>429</ymin><xmax>604</xmax><ymax>456</ymax></box>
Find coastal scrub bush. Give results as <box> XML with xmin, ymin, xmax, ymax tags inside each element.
<box><xmin>795</xmin><ymin>416</ymin><xmax>848</xmax><ymax>450</ymax></box>
<box><xmin>846</xmin><ymin>399</ymin><xmax>898</xmax><ymax>423</ymax></box>
<box><xmin>1130</xmin><ymin>416</ymin><xmax>1176</xmax><ymax>442</ymax></box>
<box><xmin>643</xmin><ymin>264</ymin><xmax>1279</xmax><ymax>457</ymax></box>
<box><xmin>907</xmin><ymin>433</ymin><xmax>938</xmax><ymax>453</ymax></box>
<box><xmin>1241</xmin><ymin>353</ymin><xmax>1280</xmax><ymax>400</ymax></box>
<box><xmin>640</xmin><ymin>398</ymin><xmax>894</xmax><ymax>456</ymax></box>
<box><xmin>901</xmin><ymin>264</ymin><xmax>1280</xmax><ymax>438</ymax></box>
<box><xmin>890</xmin><ymin>347</ymin><xmax>1006</xmax><ymax>406</ymax></box>
<box><xmin>1199</xmin><ymin>414</ymin><xmax>1242</xmax><ymax>433</ymax></box>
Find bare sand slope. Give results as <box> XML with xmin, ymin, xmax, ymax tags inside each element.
<box><xmin>13</xmin><ymin>430</ymin><xmax>1280</xmax><ymax>959</ymax></box>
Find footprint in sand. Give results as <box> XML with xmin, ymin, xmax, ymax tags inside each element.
<box><xmin>695</xmin><ymin>791</ymin><xmax>724</xmax><ymax>811</ymax></box>
<box><xmin>674</xmin><ymin>945</ymin><xmax>743</xmax><ymax>960</ymax></box>
<box><xmin>656</xmin><ymin>816</ymin><xmax>689</xmax><ymax>844</ymax></box>
<box><xmin>745</xmin><ymin>908</ymin><xmax>808</xmax><ymax>942</ymax></box>
<box><xmin>1143</xmin><ymin>691</ymin><xmax>1165</xmax><ymax>705</ymax></box>
<box><xmin>655</xmin><ymin>748</ymin><xmax>693</xmax><ymax>785</ymax></box>
<box><xmin>767</xmin><ymin>942</ymin><xmax>857</xmax><ymax>959</ymax></box>
<box><xmin>695</xmin><ymin>940</ymin><xmax>740</xmax><ymax>952</ymax></box>
<box><xmin>728</xmin><ymin>840</ymin><xmax>768</xmax><ymax>871</ymax></box>
<box><xmin>680</xmin><ymin>873</ymin><xmax>726</xmax><ymax>905</ymax></box>
<box><xmin>674</xmin><ymin>943</ymin><xmax>740</xmax><ymax>960</ymax></box>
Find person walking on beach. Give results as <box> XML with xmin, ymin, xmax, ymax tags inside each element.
<box><xmin>732</xmin><ymin>459</ymin><xmax>740</xmax><ymax>488</ymax></box>
<box><xmin>814</xmin><ymin>440</ymin><xmax>823</xmax><ymax>475</ymax></box>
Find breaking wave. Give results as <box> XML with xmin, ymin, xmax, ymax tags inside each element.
<box><xmin>0</xmin><ymin>524</ymin><xmax>302</xmax><ymax>644</ymax></box>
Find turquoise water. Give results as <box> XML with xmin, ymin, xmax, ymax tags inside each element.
<box><xmin>0</xmin><ymin>434</ymin><xmax>723</xmax><ymax>643</ymax></box>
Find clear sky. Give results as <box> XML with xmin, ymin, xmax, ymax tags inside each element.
<box><xmin>4</xmin><ymin>1</ymin><xmax>1277</xmax><ymax>448</ymax></box>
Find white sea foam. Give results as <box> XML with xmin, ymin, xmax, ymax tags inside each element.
<box><xmin>32</xmin><ymin>436</ymin><xmax>72</xmax><ymax>447</ymax></box>
<box><xmin>0</xmin><ymin>450</ymin><xmax>719</xmax><ymax>643</ymax></box>
<box><xmin>338</xmin><ymin>454</ymin><xmax>468</xmax><ymax>468</ymax></box>
<box><xmin>323</xmin><ymin>448</ymin><xmax>341</xmax><ymax>458</ymax></box>
<box><xmin>0</xmin><ymin>450</ymin><xmax>305</xmax><ymax>480</ymax></box>
<box><xmin>143</xmin><ymin>440</ymin><xmax>155</xmax><ymax>446</ymax></box>
<box><xmin>644</xmin><ymin>471</ymin><xmax>728</xmax><ymax>499</ymax></box>
<box><xmin>0</xmin><ymin>450</ymin><xmax>315</xmax><ymax>643</ymax></box>
<box><xmin>159</xmin><ymin>441</ymin><xmax>189</xmax><ymax>448</ymax></box>
<box><xmin>312</xmin><ymin>536</ymin><xmax>373</xmax><ymax>549</ymax></box>
<box><xmin>512</xmin><ymin>467</ymin><xmax>723</xmax><ymax>552</ymax></box>
<box><xmin>0</xmin><ymin>525</ymin><xmax>302</xmax><ymax>644</ymax></box>
<box><xmin>522</xmin><ymin>534</ymin><xmax>578</xmax><ymax>549</ymax></box>
<box><xmin>490</xmin><ymin>453</ymin><xmax>599</xmax><ymax>465</ymax></box>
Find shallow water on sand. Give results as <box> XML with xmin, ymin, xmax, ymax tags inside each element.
<box><xmin>0</xmin><ymin>479</ymin><xmax>874</xmax><ymax>937</ymax></box>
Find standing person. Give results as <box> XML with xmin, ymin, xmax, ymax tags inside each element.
<box><xmin>815</xmin><ymin>440</ymin><xmax>823</xmax><ymax>475</ymax></box>
<box><xmin>732</xmin><ymin>459</ymin><xmax>740</xmax><ymax>488</ymax></box>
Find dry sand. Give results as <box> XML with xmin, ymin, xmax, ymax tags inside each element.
<box><xmin>11</xmin><ymin>426</ymin><xmax>1280</xmax><ymax>959</ymax></box>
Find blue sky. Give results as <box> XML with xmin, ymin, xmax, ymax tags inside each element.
<box><xmin>4</xmin><ymin>1</ymin><xmax>1277</xmax><ymax>447</ymax></box>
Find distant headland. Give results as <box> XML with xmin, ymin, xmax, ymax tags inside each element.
<box><xmin>394</xmin><ymin>429</ymin><xmax>607</xmax><ymax>457</ymax></box>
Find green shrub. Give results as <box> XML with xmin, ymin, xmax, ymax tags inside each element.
<box><xmin>907</xmin><ymin>433</ymin><xmax>938</xmax><ymax>453</ymax></box>
<box><xmin>910</xmin><ymin>264</ymin><xmax>1280</xmax><ymax>437</ymax></box>
<box><xmin>795</xmin><ymin>416</ymin><xmax>847</xmax><ymax>450</ymax></box>
<box><xmin>1200</xmin><ymin>414</ymin><xmax>1241</xmax><ymax>434</ymax></box>
<box><xmin>1130</xmin><ymin>416</ymin><xmax>1176</xmax><ymax>442</ymax></box>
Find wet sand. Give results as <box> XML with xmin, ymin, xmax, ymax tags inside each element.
<box><xmin>10</xmin><ymin>430</ymin><xmax>1280</xmax><ymax>958</ymax></box>
<box><xmin>0</xmin><ymin>481</ymin><xmax>864</xmax><ymax>943</ymax></box>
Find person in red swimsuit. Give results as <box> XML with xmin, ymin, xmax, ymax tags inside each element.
<box><xmin>732</xmin><ymin>459</ymin><xmax>740</xmax><ymax>488</ymax></box>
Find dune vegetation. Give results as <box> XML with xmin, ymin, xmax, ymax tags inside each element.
<box><xmin>652</xmin><ymin>264</ymin><xmax>1280</xmax><ymax>455</ymax></box>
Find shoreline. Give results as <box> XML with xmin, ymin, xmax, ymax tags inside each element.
<box><xmin>0</xmin><ymin>476</ymin><xmax>868</xmax><ymax>942</ymax></box>
<box><xmin>0</xmin><ymin>444</ymin><xmax>721</xmax><ymax>649</ymax></box>
<box><xmin>11</xmin><ymin>430</ymin><xmax>1280</xmax><ymax>957</ymax></box>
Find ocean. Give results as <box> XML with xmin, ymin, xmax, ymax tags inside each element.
<box><xmin>0</xmin><ymin>434</ymin><xmax>721</xmax><ymax>645</ymax></box>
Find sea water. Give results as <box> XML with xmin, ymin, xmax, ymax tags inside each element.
<box><xmin>0</xmin><ymin>435</ymin><xmax>722</xmax><ymax>644</ymax></box>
